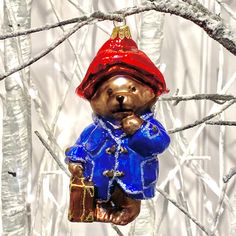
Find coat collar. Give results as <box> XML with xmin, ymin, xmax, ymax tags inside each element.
<box><xmin>93</xmin><ymin>111</ymin><xmax>153</xmax><ymax>134</ymax></box>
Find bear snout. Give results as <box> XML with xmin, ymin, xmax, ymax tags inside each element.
<box><xmin>110</xmin><ymin>92</ymin><xmax>136</xmax><ymax>110</ymax></box>
<box><xmin>116</xmin><ymin>95</ymin><xmax>125</xmax><ymax>105</ymax></box>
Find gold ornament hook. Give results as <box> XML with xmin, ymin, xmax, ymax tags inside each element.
<box><xmin>113</xmin><ymin>17</ymin><xmax>126</xmax><ymax>28</ymax></box>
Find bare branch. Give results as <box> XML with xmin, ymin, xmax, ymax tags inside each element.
<box><xmin>159</xmin><ymin>94</ymin><xmax>235</xmax><ymax>105</ymax></box>
<box><xmin>111</xmin><ymin>224</ymin><xmax>124</xmax><ymax>236</ymax></box>
<box><xmin>168</xmin><ymin>100</ymin><xmax>235</xmax><ymax>134</ymax></box>
<box><xmin>0</xmin><ymin>21</ymin><xmax>87</xmax><ymax>80</ymax></box>
<box><xmin>215</xmin><ymin>0</ymin><xmax>236</xmax><ymax>21</ymax></box>
<box><xmin>211</xmin><ymin>182</ymin><xmax>228</xmax><ymax>234</ymax></box>
<box><xmin>223</xmin><ymin>167</ymin><xmax>236</xmax><ymax>183</ymax></box>
<box><xmin>34</xmin><ymin>131</ymin><xmax>70</xmax><ymax>177</ymax></box>
<box><xmin>206</xmin><ymin>121</ymin><xmax>236</xmax><ymax>126</ymax></box>
<box><xmin>48</xmin><ymin>0</ymin><xmax>84</xmax><ymax>79</ymax></box>
<box><xmin>211</xmin><ymin>166</ymin><xmax>236</xmax><ymax>232</ymax></box>
<box><xmin>67</xmin><ymin>0</ymin><xmax>110</xmax><ymax>35</ymax></box>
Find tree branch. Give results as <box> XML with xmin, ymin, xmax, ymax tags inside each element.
<box><xmin>215</xmin><ymin>0</ymin><xmax>236</xmax><ymax>21</ymax></box>
<box><xmin>0</xmin><ymin>20</ymin><xmax>89</xmax><ymax>80</ymax></box>
<box><xmin>0</xmin><ymin>0</ymin><xmax>235</xmax><ymax>56</ymax></box>
<box><xmin>0</xmin><ymin>12</ymin><xmax>122</xmax><ymax>40</ymax></box>
<box><xmin>211</xmin><ymin>167</ymin><xmax>236</xmax><ymax>233</ymax></box>
<box><xmin>0</xmin><ymin>1</ymin><xmax>235</xmax><ymax>80</ymax></box>
<box><xmin>211</xmin><ymin>182</ymin><xmax>228</xmax><ymax>234</ymax></box>
<box><xmin>223</xmin><ymin>167</ymin><xmax>236</xmax><ymax>183</ymax></box>
<box><xmin>159</xmin><ymin>94</ymin><xmax>235</xmax><ymax>105</ymax></box>
<box><xmin>34</xmin><ymin>131</ymin><xmax>70</xmax><ymax>177</ymax></box>
<box><xmin>206</xmin><ymin>121</ymin><xmax>236</xmax><ymax>126</ymax></box>
<box><xmin>168</xmin><ymin>100</ymin><xmax>235</xmax><ymax>134</ymax></box>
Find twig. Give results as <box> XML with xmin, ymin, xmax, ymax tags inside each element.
<box><xmin>159</xmin><ymin>73</ymin><xmax>236</xmax><ymax>200</ymax></box>
<box><xmin>206</xmin><ymin>121</ymin><xmax>236</xmax><ymax>126</ymax></box>
<box><xmin>168</xmin><ymin>100</ymin><xmax>235</xmax><ymax>134</ymax></box>
<box><xmin>0</xmin><ymin>11</ymin><xmax>122</xmax><ymax>40</ymax></box>
<box><xmin>0</xmin><ymin>20</ymin><xmax>88</xmax><ymax>80</ymax></box>
<box><xmin>215</xmin><ymin>0</ymin><xmax>236</xmax><ymax>21</ymax></box>
<box><xmin>67</xmin><ymin>0</ymin><xmax>110</xmax><ymax>35</ymax></box>
<box><xmin>211</xmin><ymin>167</ymin><xmax>236</xmax><ymax>233</ymax></box>
<box><xmin>67</xmin><ymin>0</ymin><xmax>85</xmax><ymax>13</ymax></box>
<box><xmin>34</xmin><ymin>131</ymin><xmax>70</xmax><ymax>177</ymax></box>
<box><xmin>223</xmin><ymin>167</ymin><xmax>236</xmax><ymax>183</ymax></box>
<box><xmin>211</xmin><ymin>182</ymin><xmax>228</xmax><ymax>234</ymax></box>
<box><xmin>159</xmin><ymin>94</ymin><xmax>235</xmax><ymax>105</ymax></box>
<box><xmin>156</xmin><ymin>187</ymin><xmax>213</xmax><ymax>236</ymax></box>
<box><xmin>48</xmin><ymin>0</ymin><xmax>84</xmax><ymax>79</ymax></box>
<box><xmin>111</xmin><ymin>224</ymin><xmax>124</xmax><ymax>236</ymax></box>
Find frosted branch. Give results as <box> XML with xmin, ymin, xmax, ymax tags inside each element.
<box><xmin>168</xmin><ymin>100</ymin><xmax>235</xmax><ymax>133</ymax></box>
<box><xmin>48</xmin><ymin>0</ymin><xmax>84</xmax><ymax>79</ymax></box>
<box><xmin>211</xmin><ymin>182</ymin><xmax>228</xmax><ymax>234</ymax></box>
<box><xmin>159</xmin><ymin>94</ymin><xmax>236</xmax><ymax>105</ymax></box>
<box><xmin>0</xmin><ymin>20</ymin><xmax>91</xmax><ymax>80</ymax></box>
<box><xmin>0</xmin><ymin>0</ymin><xmax>235</xmax><ymax>81</ymax></box>
<box><xmin>206</xmin><ymin>121</ymin><xmax>236</xmax><ymax>126</ymax></box>
<box><xmin>67</xmin><ymin>0</ymin><xmax>110</xmax><ymax>35</ymax></box>
<box><xmin>111</xmin><ymin>224</ymin><xmax>124</xmax><ymax>236</ymax></box>
<box><xmin>211</xmin><ymin>166</ymin><xmax>236</xmax><ymax>233</ymax></box>
<box><xmin>34</xmin><ymin>131</ymin><xmax>70</xmax><ymax>177</ymax></box>
<box><xmin>0</xmin><ymin>12</ymin><xmax>122</xmax><ymax>40</ymax></box>
<box><xmin>223</xmin><ymin>167</ymin><xmax>236</xmax><ymax>183</ymax></box>
<box><xmin>215</xmin><ymin>0</ymin><xmax>236</xmax><ymax>21</ymax></box>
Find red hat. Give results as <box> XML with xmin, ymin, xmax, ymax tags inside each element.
<box><xmin>76</xmin><ymin>25</ymin><xmax>168</xmax><ymax>100</ymax></box>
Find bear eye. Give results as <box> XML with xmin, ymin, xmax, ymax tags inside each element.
<box><xmin>107</xmin><ymin>88</ymin><xmax>113</xmax><ymax>96</ymax></box>
<box><xmin>131</xmin><ymin>86</ymin><xmax>136</xmax><ymax>92</ymax></box>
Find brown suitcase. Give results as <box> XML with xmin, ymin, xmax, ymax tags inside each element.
<box><xmin>68</xmin><ymin>176</ymin><xmax>95</xmax><ymax>222</ymax></box>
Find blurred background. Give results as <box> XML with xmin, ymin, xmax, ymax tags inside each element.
<box><xmin>0</xmin><ymin>0</ymin><xmax>236</xmax><ymax>235</ymax></box>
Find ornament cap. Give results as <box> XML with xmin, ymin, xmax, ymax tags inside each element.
<box><xmin>111</xmin><ymin>25</ymin><xmax>132</xmax><ymax>40</ymax></box>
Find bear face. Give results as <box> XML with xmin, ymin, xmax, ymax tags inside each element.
<box><xmin>90</xmin><ymin>75</ymin><xmax>157</xmax><ymax>120</ymax></box>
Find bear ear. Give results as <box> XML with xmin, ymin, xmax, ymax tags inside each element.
<box><xmin>75</xmin><ymin>25</ymin><xmax>168</xmax><ymax>100</ymax></box>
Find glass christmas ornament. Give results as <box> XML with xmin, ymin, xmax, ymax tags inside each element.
<box><xmin>65</xmin><ymin>23</ymin><xmax>170</xmax><ymax>225</ymax></box>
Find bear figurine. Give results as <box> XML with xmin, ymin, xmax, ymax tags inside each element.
<box><xmin>65</xmin><ymin>24</ymin><xmax>170</xmax><ymax>225</ymax></box>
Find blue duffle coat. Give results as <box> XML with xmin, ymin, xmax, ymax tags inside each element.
<box><xmin>65</xmin><ymin>112</ymin><xmax>170</xmax><ymax>201</ymax></box>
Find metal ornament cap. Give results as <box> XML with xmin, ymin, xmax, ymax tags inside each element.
<box><xmin>76</xmin><ymin>24</ymin><xmax>168</xmax><ymax>100</ymax></box>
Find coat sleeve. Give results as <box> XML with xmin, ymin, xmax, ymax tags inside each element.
<box><xmin>128</xmin><ymin>117</ymin><xmax>170</xmax><ymax>157</ymax></box>
<box><xmin>65</xmin><ymin>123</ymin><xmax>96</xmax><ymax>163</ymax></box>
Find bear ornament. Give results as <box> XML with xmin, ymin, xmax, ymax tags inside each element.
<box><xmin>65</xmin><ymin>24</ymin><xmax>170</xmax><ymax>225</ymax></box>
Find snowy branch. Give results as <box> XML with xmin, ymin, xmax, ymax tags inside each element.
<box><xmin>223</xmin><ymin>167</ymin><xmax>236</xmax><ymax>183</ymax></box>
<box><xmin>34</xmin><ymin>131</ymin><xmax>70</xmax><ymax>177</ymax></box>
<box><xmin>0</xmin><ymin>20</ymin><xmax>90</xmax><ymax>80</ymax></box>
<box><xmin>0</xmin><ymin>0</ymin><xmax>236</xmax><ymax>80</ymax></box>
<box><xmin>0</xmin><ymin>12</ymin><xmax>122</xmax><ymax>40</ymax></box>
<box><xmin>206</xmin><ymin>121</ymin><xmax>236</xmax><ymax>126</ymax></box>
<box><xmin>111</xmin><ymin>224</ymin><xmax>124</xmax><ymax>236</ymax></box>
<box><xmin>159</xmin><ymin>94</ymin><xmax>236</xmax><ymax>105</ymax></box>
<box><xmin>215</xmin><ymin>0</ymin><xmax>236</xmax><ymax>21</ymax></box>
<box><xmin>168</xmin><ymin>100</ymin><xmax>235</xmax><ymax>134</ymax></box>
<box><xmin>211</xmin><ymin>182</ymin><xmax>228</xmax><ymax>234</ymax></box>
<box><xmin>211</xmin><ymin>167</ymin><xmax>236</xmax><ymax>233</ymax></box>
